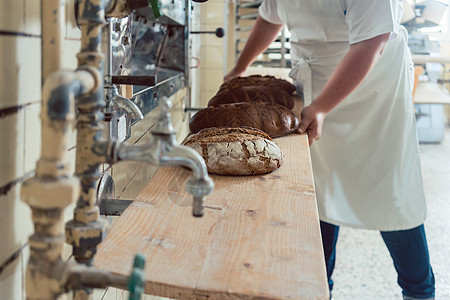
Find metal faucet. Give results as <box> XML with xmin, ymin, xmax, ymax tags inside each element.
<box><xmin>104</xmin><ymin>76</ymin><xmax>144</xmax><ymax>121</ymax></box>
<box><xmin>115</xmin><ymin>97</ymin><xmax>214</xmax><ymax>217</ymax></box>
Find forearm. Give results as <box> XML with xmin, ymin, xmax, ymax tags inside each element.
<box><xmin>313</xmin><ymin>33</ymin><xmax>390</xmax><ymax>113</ymax></box>
<box><xmin>234</xmin><ymin>16</ymin><xmax>283</xmax><ymax>72</ymax></box>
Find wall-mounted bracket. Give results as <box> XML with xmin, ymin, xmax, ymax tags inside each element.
<box><xmin>97</xmin><ymin>172</ymin><xmax>133</xmax><ymax>216</ymax></box>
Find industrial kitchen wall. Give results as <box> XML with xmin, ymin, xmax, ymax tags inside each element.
<box><xmin>197</xmin><ymin>0</ymin><xmax>228</xmax><ymax>108</ymax></box>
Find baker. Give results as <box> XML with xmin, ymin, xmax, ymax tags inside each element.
<box><xmin>224</xmin><ymin>1</ymin><xmax>435</xmax><ymax>299</ymax></box>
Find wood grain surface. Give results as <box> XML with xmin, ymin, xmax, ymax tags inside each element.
<box><xmin>95</xmin><ymin>133</ymin><xmax>329</xmax><ymax>300</ymax></box>
<box><xmin>414</xmin><ymin>81</ymin><xmax>450</xmax><ymax>105</ymax></box>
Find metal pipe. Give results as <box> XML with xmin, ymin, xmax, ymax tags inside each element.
<box><xmin>20</xmin><ymin>0</ymin><xmax>104</xmax><ymax>297</ymax></box>
<box><xmin>21</xmin><ymin>54</ymin><xmax>99</xmax><ymax>300</ymax></box>
<box><xmin>103</xmin><ymin>21</ymin><xmax>113</xmax><ymax>77</ymax></box>
<box><xmin>67</xmin><ymin>266</ymin><xmax>128</xmax><ymax>291</ymax></box>
<box><xmin>21</xmin><ymin>0</ymin><xmax>151</xmax><ymax>299</ymax></box>
<box><xmin>42</xmin><ymin>0</ymin><xmax>64</xmax><ymax>82</ymax></box>
<box><xmin>37</xmin><ymin>69</ymin><xmax>99</xmax><ymax>178</ymax></box>
<box><xmin>65</xmin><ymin>1</ymin><xmax>113</xmax><ymax>299</ymax></box>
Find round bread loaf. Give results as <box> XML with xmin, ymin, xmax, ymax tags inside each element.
<box><xmin>220</xmin><ymin>75</ymin><xmax>296</xmax><ymax>95</ymax></box>
<box><xmin>183</xmin><ymin>127</ymin><xmax>283</xmax><ymax>176</ymax></box>
<box><xmin>189</xmin><ymin>102</ymin><xmax>300</xmax><ymax>138</ymax></box>
<box><xmin>208</xmin><ymin>86</ymin><xmax>294</xmax><ymax>109</ymax></box>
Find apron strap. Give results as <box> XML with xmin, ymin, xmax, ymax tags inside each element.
<box><xmin>289</xmin><ymin>57</ymin><xmax>313</xmax><ymax>105</ymax></box>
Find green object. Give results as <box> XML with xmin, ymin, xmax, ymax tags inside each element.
<box><xmin>147</xmin><ymin>0</ymin><xmax>161</xmax><ymax>18</ymax></box>
<box><xmin>128</xmin><ymin>253</ymin><xmax>146</xmax><ymax>300</ymax></box>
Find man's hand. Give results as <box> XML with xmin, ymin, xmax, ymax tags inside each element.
<box><xmin>223</xmin><ymin>67</ymin><xmax>245</xmax><ymax>82</ymax></box>
<box><xmin>224</xmin><ymin>17</ymin><xmax>283</xmax><ymax>82</ymax></box>
<box><xmin>296</xmin><ymin>102</ymin><xmax>327</xmax><ymax>146</ymax></box>
<box><xmin>294</xmin><ymin>33</ymin><xmax>390</xmax><ymax>146</ymax></box>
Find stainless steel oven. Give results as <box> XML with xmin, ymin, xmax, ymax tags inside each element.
<box><xmin>102</xmin><ymin>0</ymin><xmax>191</xmax><ymax>140</ymax></box>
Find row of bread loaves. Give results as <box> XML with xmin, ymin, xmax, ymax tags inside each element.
<box><xmin>189</xmin><ymin>75</ymin><xmax>300</xmax><ymax>138</ymax></box>
<box><xmin>184</xmin><ymin>75</ymin><xmax>299</xmax><ymax>176</ymax></box>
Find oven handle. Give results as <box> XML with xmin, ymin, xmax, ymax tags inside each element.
<box><xmin>191</xmin><ymin>27</ymin><xmax>225</xmax><ymax>38</ymax></box>
<box><xmin>110</xmin><ymin>75</ymin><xmax>157</xmax><ymax>87</ymax></box>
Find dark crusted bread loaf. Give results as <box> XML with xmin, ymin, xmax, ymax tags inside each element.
<box><xmin>183</xmin><ymin>127</ymin><xmax>283</xmax><ymax>176</ymax></box>
<box><xmin>219</xmin><ymin>75</ymin><xmax>296</xmax><ymax>95</ymax></box>
<box><xmin>207</xmin><ymin>86</ymin><xmax>294</xmax><ymax>109</ymax></box>
<box><xmin>189</xmin><ymin>102</ymin><xmax>300</xmax><ymax>138</ymax></box>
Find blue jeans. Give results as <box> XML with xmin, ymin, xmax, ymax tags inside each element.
<box><xmin>320</xmin><ymin>221</ymin><xmax>435</xmax><ymax>299</ymax></box>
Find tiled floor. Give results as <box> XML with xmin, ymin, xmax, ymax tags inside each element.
<box><xmin>95</xmin><ymin>128</ymin><xmax>450</xmax><ymax>300</ymax></box>
<box><xmin>332</xmin><ymin>126</ymin><xmax>450</xmax><ymax>300</ymax></box>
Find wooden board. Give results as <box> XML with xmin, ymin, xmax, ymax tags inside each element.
<box><xmin>414</xmin><ymin>81</ymin><xmax>450</xmax><ymax>105</ymax></box>
<box><xmin>412</xmin><ymin>54</ymin><xmax>450</xmax><ymax>65</ymax></box>
<box><xmin>95</xmin><ymin>134</ymin><xmax>329</xmax><ymax>300</ymax></box>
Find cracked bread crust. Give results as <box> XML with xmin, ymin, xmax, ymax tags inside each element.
<box><xmin>183</xmin><ymin>127</ymin><xmax>272</xmax><ymax>144</ymax></box>
<box><xmin>183</xmin><ymin>127</ymin><xmax>283</xmax><ymax>176</ymax></box>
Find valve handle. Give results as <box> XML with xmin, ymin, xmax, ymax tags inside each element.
<box><xmin>128</xmin><ymin>253</ymin><xmax>146</xmax><ymax>300</ymax></box>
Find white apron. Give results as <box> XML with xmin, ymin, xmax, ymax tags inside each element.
<box><xmin>270</xmin><ymin>0</ymin><xmax>426</xmax><ymax>230</ymax></box>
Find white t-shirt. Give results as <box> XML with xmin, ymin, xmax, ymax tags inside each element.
<box><xmin>258</xmin><ymin>0</ymin><xmax>402</xmax><ymax>44</ymax></box>
<box><xmin>255</xmin><ymin>0</ymin><xmax>426</xmax><ymax>231</ymax></box>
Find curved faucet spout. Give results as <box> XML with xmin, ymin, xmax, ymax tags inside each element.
<box><xmin>115</xmin><ymin>97</ymin><xmax>214</xmax><ymax>217</ymax></box>
<box><xmin>116</xmin><ymin>137</ymin><xmax>210</xmax><ymax>181</ymax></box>
<box><xmin>105</xmin><ymin>84</ymin><xmax>144</xmax><ymax>120</ymax></box>
<box><xmin>112</xmin><ymin>92</ymin><xmax>144</xmax><ymax>121</ymax></box>
<box><xmin>162</xmin><ymin>144</ymin><xmax>210</xmax><ymax>180</ymax></box>
<box><xmin>162</xmin><ymin>144</ymin><xmax>214</xmax><ymax>217</ymax></box>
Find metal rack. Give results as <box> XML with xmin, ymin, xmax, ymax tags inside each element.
<box><xmin>235</xmin><ymin>0</ymin><xmax>290</xmax><ymax>68</ymax></box>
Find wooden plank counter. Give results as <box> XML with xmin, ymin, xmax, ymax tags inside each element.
<box><xmin>414</xmin><ymin>81</ymin><xmax>450</xmax><ymax>105</ymax></box>
<box><xmin>95</xmin><ymin>133</ymin><xmax>329</xmax><ymax>300</ymax></box>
